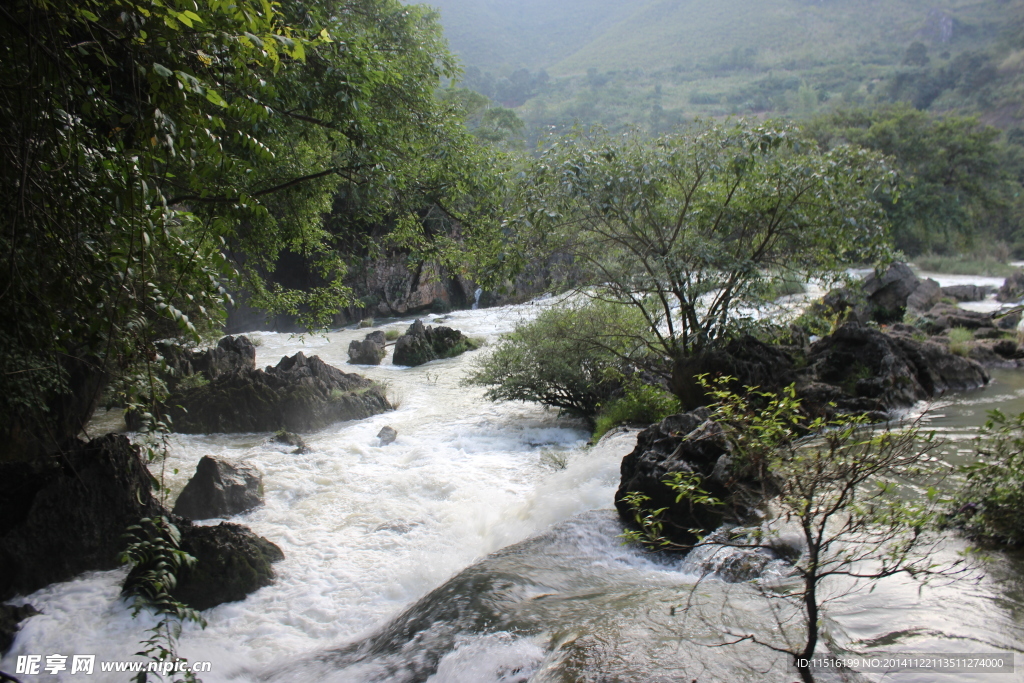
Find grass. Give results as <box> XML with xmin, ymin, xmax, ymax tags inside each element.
<box><xmin>948</xmin><ymin>326</ymin><xmax>975</xmax><ymax>357</ymax></box>
<box><xmin>591</xmin><ymin>383</ymin><xmax>681</xmax><ymax>444</ymax></box>
<box><xmin>359</xmin><ymin>318</ymin><xmax>374</xmax><ymax>328</ymax></box>
<box><xmin>384</xmin><ymin>329</ymin><xmax>401</xmax><ymax>341</ymax></box>
<box><xmin>913</xmin><ymin>254</ymin><xmax>1017</xmax><ymax>278</ymax></box>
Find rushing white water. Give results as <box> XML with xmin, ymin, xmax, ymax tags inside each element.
<box><xmin>4</xmin><ymin>288</ymin><xmax>1024</xmax><ymax>682</ymax></box>
<box><xmin>0</xmin><ymin>298</ymin><xmax>641</xmax><ymax>682</ymax></box>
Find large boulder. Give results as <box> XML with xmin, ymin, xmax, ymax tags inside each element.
<box><xmin>918</xmin><ymin>302</ymin><xmax>995</xmax><ymax>333</ymax></box>
<box><xmin>172</xmin><ymin>456</ymin><xmax>263</xmax><ymax>521</ymax></box>
<box><xmin>163</xmin><ymin>352</ymin><xmax>391</xmax><ymax>433</ymax></box>
<box><xmin>906</xmin><ymin>277</ymin><xmax>942</xmax><ymax>315</ymax></box>
<box><xmin>798</xmin><ymin>323</ymin><xmax>989</xmax><ymax>415</ymax></box>
<box><xmin>392</xmin><ymin>319</ymin><xmax>479</xmax><ymax>367</ymax></box>
<box><xmin>862</xmin><ymin>262</ymin><xmax>921</xmax><ymax>322</ymax></box>
<box><xmin>159</xmin><ymin>335</ymin><xmax>257</xmax><ymax>388</ymax></box>
<box><xmin>671</xmin><ymin>336</ymin><xmax>797</xmax><ymax>410</ymax></box>
<box><xmin>615</xmin><ymin>411</ymin><xmax>768</xmax><ymax>547</ymax></box>
<box><xmin>942</xmin><ymin>284</ymin><xmax>995</xmax><ymax>302</ymax></box>
<box><xmin>348</xmin><ymin>331</ymin><xmax>387</xmax><ymax>366</ymax></box>
<box><xmin>0</xmin><ymin>435</ymin><xmax>161</xmax><ymax>600</ymax></box>
<box><xmin>997</xmin><ymin>269</ymin><xmax>1024</xmax><ymax>303</ymax></box>
<box><xmin>171</xmin><ymin>522</ymin><xmax>284</xmax><ymax>611</ymax></box>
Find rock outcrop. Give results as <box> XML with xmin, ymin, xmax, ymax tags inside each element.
<box><xmin>348</xmin><ymin>331</ymin><xmax>387</xmax><ymax>366</ymax></box>
<box><xmin>172</xmin><ymin>456</ymin><xmax>264</xmax><ymax>521</ymax></box>
<box><xmin>615</xmin><ymin>411</ymin><xmax>769</xmax><ymax>547</ymax></box>
<box><xmin>159</xmin><ymin>335</ymin><xmax>257</xmax><ymax>388</ymax></box>
<box><xmin>942</xmin><ymin>284</ymin><xmax>995</xmax><ymax>302</ymax></box>
<box><xmin>162</xmin><ymin>350</ymin><xmax>390</xmax><ymax>433</ymax></box>
<box><xmin>392</xmin><ymin>320</ymin><xmax>479</xmax><ymax>367</ymax></box>
<box><xmin>171</xmin><ymin>522</ymin><xmax>284</xmax><ymax>611</ymax></box>
<box><xmin>863</xmin><ymin>262</ymin><xmax>939</xmax><ymax>321</ymax></box>
<box><xmin>998</xmin><ymin>269</ymin><xmax>1024</xmax><ymax>303</ymax></box>
<box><xmin>0</xmin><ymin>435</ymin><xmax>284</xmax><ymax>611</ymax></box>
<box><xmin>0</xmin><ymin>435</ymin><xmax>161</xmax><ymax>600</ymax></box>
<box><xmin>377</xmin><ymin>426</ymin><xmax>398</xmax><ymax>445</ymax></box>
<box><xmin>798</xmin><ymin>323</ymin><xmax>989</xmax><ymax>415</ymax></box>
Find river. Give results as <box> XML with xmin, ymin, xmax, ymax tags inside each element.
<box><xmin>2</xmin><ymin>291</ymin><xmax>1023</xmax><ymax>682</ymax></box>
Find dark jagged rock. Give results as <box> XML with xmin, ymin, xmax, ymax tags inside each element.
<box><xmin>172</xmin><ymin>456</ymin><xmax>263</xmax><ymax>521</ymax></box>
<box><xmin>274</xmin><ymin>430</ymin><xmax>308</xmax><ymax>454</ymax></box>
<box><xmin>863</xmin><ymin>262</ymin><xmax>921</xmax><ymax>322</ymax></box>
<box><xmin>615</xmin><ymin>411</ymin><xmax>769</xmax><ymax>547</ymax></box>
<box><xmin>906</xmin><ymin>277</ymin><xmax>941</xmax><ymax>315</ymax></box>
<box><xmin>164</xmin><ymin>352</ymin><xmax>390</xmax><ymax>433</ymax></box>
<box><xmin>942</xmin><ymin>284</ymin><xmax>995</xmax><ymax>302</ymax></box>
<box><xmin>0</xmin><ymin>435</ymin><xmax>283</xmax><ymax>610</ymax></box>
<box><xmin>0</xmin><ymin>435</ymin><xmax>161</xmax><ymax>600</ymax></box>
<box><xmin>348</xmin><ymin>331</ymin><xmax>387</xmax><ymax>366</ymax></box>
<box><xmin>918</xmin><ymin>302</ymin><xmax>995</xmax><ymax>333</ymax></box>
<box><xmin>1</xmin><ymin>604</ymin><xmax>39</xmax><ymax>654</ymax></box>
<box><xmin>377</xmin><ymin>426</ymin><xmax>398</xmax><ymax>445</ymax></box>
<box><xmin>171</xmin><ymin>522</ymin><xmax>284</xmax><ymax>611</ymax></box>
<box><xmin>158</xmin><ymin>335</ymin><xmax>257</xmax><ymax>388</ymax></box>
<box><xmin>392</xmin><ymin>319</ymin><xmax>479</xmax><ymax>367</ymax></box>
<box><xmin>799</xmin><ymin>323</ymin><xmax>989</xmax><ymax>415</ymax></box>
<box><xmin>671</xmin><ymin>336</ymin><xmax>797</xmax><ymax>409</ymax></box>
<box><xmin>997</xmin><ymin>269</ymin><xmax>1024</xmax><ymax>303</ymax></box>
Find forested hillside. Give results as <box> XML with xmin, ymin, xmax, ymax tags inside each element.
<box><xmin>428</xmin><ymin>0</ymin><xmax>1024</xmax><ymax>134</ymax></box>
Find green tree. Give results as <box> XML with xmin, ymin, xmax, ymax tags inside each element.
<box><xmin>625</xmin><ymin>379</ymin><xmax>962</xmax><ymax>683</ymax></box>
<box><xmin>807</xmin><ymin>104</ymin><xmax>1024</xmax><ymax>255</ymax></box>
<box><xmin>0</xmin><ymin>0</ymin><xmax>495</xmax><ymax>461</ymax></box>
<box><xmin>505</xmin><ymin>121</ymin><xmax>894</xmax><ymax>406</ymax></box>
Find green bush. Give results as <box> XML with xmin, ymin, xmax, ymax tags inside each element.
<box><xmin>464</xmin><ymin>299</ymin><xmax>655</xmax><ymax>424</ymax></box>
<box><xmin>384</xmin><ymin>329</ymin><xmax>401</xmax><ymax>341</ymax></box>
<box><xmin>592</xmin><ymin>381</ymin><xmax>681</xmax><ymax>443</ymax></box>
<box><xmin>952</xmin><ymin>410</ymin><xmax>1024</xmax><ymax>546</ymax></box>
<box><xmin>948</xmin><ymin>326</ymin><xmax>974</xmax><ymax>356</ymax></box>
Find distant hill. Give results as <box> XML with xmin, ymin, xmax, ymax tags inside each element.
<box><xmin>423</xmin><ymin>0</ymin><xmax>1024</xmax><ymax>134</ymax></box>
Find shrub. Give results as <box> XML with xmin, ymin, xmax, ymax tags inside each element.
<box><xmin>465</xmin><ymin>299</ymin><xmax>654</xmax><ymax>424</ymax></box>
<box><xmin>952</xmin><ymin>410</ymin><xmax>1024</xmax><ymax>546</ymax></box>
<box><xmin>384</xmin><ymin>329</ymin><xmax>401</xmax><ymax>341</ymax></box>
<box><xmin>592</xmin><ymin>381</ymin><xmax>681</xmax><ymax>443</ymax></box>
<box><xmin>948</xmin><ymin>326</ymin><xmax>974</xmax><ymax>356</ymax></box>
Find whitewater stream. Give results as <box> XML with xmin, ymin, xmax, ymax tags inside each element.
<box><xmin>3</xmin><ymin>289</ymin><xmax>1024</xmax><ymax>682</ymax></box>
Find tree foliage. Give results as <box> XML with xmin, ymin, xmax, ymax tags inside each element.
<box><xmin>624</xmin><ymin>378</ymin><xmax>961</xmax><ymax>683</ymax></box>
<box><xmin>0</xmin><ymin>0</ymin><xmax>498</xmax><ymax>459</ymax></box>
<box><xmin>806</xmin><ymin>104</ymin><xmax>1024</xmax><ymax>256</ymax></box>
<box><xmin>504</xmin><ymin>120</ymin><xmax>894</xmax><ymax>402</ymax></box>
<box><xmin>464</xmin><ymin>299</ymin><xmax>654</xmax><ymax>424</ymax></box>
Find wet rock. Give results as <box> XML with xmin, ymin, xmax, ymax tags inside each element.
<box><xmin>671</xmin><ymin>336</ymin><xmax>797</xmax><ymax>410</ymax></box>
<box><xmin>942</xmin><ymin>284</ymin><xmax>995</xmax><ymax>302</ymax></box>
<box><xmin>172</xmin><ymin>456</ymin><xmax>263</xmax><ymax>521</ymax></box>
<box><xmin>965</xmin><ymin>339</ymin><xmax>1024</xmax><ymax>368</ymax></box>
<box><xmin>348</xmin><ymin>331</ymin><xmax>387</xmax><ymax>366</ymax></box>
<box><xmin>275</xmin><ymin>430</ymin><xmax>308</xmax><ymax>454</ymax></box>
<box><xmin>377</xmin><ymin>426</ymin><xmax>398</xmax><ymax>445</ymax></box>
<box><xmin>615</xmin><ymin>410</ymin><xmax>769</xmax><ymax>547</ymax></box>
<box><xmin>802</xmin><ymin>323</ymin><xmax>989</xmax><ymax>415</ymax></box>
<box><xmin>171</xmin><ymin>522</ymin><xmax>284</xmax><ymax>611</ymax></box>
<box><xmin>392</xmin><ymin>319</ymin><xmax>479</xmax><ymax>367</ymax></box>
<box><xmin>158</xmin><ymin>335</ymin><xmax>257</xmax><ymax>388</ymax></box>
<box><xmin>997</xmin><ymin>269</ymin><xmax>1024</xmax><ymax>303</ymax></box>
<box><xmin>906</xmin><ymin>278</ymin><xmax>941</xmax><ymax>315</ymax></box>
<box><xmin>919</xmin><ymin>302</ymin><xmax>994</xmax><ymax>333</ymax></box>
<box><xmin>163</xmin><ymin>352</ymin><xmax>391</xmax><ymax>433</ymax></box>
<box><xmin>0</xmin><ymin>604</ymin><xmax>39</xmax><ymax>655</ymax></box>
<box><xmin>0</xmin><ymin>435</ymin><xmax>161</xmax><ymax>600</ymax></box>
<box><xmin>862</xmin><ymin>262</ymin><xmax>921</xmax><ymax>322</ymax></box>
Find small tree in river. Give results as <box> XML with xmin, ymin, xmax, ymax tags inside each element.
<box><xmin>624</xmin><ymin>378</ymin><xmax>965</xmax><ymax>683</ymax></box>
<box><xmin>507</xmin><ymin>121</ymin><xmax>895</xmax><ymax>406</ymax></box>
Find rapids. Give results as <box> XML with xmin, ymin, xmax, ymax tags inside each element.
<box><xmin>2</xmin><ymin>295</ymin><xmax>1024</xmax><ymax>682</ymax></box>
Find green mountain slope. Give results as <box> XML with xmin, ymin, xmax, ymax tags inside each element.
<box><xmin>552</xmin><ymin>0</ymin><xmax>1009</xmax><ymax>76</ymax></box>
